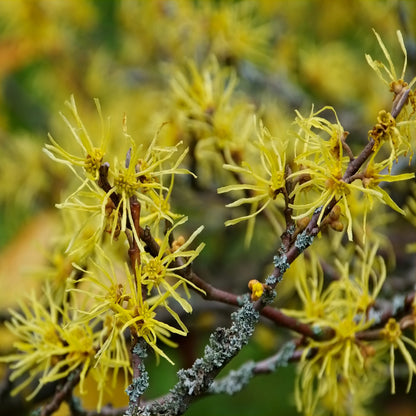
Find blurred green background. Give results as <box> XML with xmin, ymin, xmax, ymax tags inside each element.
<box><xmin>0</xmin><ymin>1</ymin><xmax>415</xmax><ymax>415</ymax></box>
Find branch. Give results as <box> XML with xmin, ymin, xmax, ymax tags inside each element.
<box><xmin>98</xmin><ymin>163</ymin><xmax>119</xmax><ymax>209</ymax></box>
<box><xmin>206</xmin><ymin>341</ymin><xmax>298</xmax><ymax>396</ymax></box>
<box><xmin>185</xmin><ymin>268</ymin><xmax>329</xmax><ymax>340</ymax></box>
<box><xmin>126</xmin><ymin>339</ymin><xmax>149</xmax><ymax>414</ymax></box>
<box><xmin>138</xmin><ymin>298</ymin><xmax>259</xmax><ymax>415</ymax></box>
<box><xmin>40</xmin><ymin>369</ymin><xmax>81</xmax><ymax>416</ymax></box>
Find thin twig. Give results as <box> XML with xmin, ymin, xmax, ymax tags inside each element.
<box><xmin>40</xmin><ymin>369</ymin><xmax>81</xmax><ymax>416</ymax></box>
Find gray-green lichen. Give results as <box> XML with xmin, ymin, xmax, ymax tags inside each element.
<box><xmin>126</xmin><ymin>341</ymin><xmax>150</xmax><ymax>416</ymax></box>
<box><xmin>265</xmin><ymin>274</ymin><xmax>282</xmax><ymax>286</ymax></box>
<box><xmin>294</xmin><ymin>230</ymin><xmax>314</xmax><ymax>252</ymax></box>
<box><xmin>392</xmin><ymin>294</ymin><xmax>406</xmax><ymax>315</ymax></box>
<box><xmin>312</xmin><ymin>325</ymin><xmax>323</xmax><ymax>337</ymax></box>
<box><xmin>367</xmin><ymin>308</ymin><xmax>382</xmax><ymax>325</ymax></box>
<box><xmin>273</xmin><ymin>254</ymin><xmax>289</xmax><ymax>275</ymax></box>
<box><xmin>268</xmin><ymin>341</ymin><xmax>296</xmax><ymax>371</ymax></box>
<box><xmin>208</xmin><ymin>361</ymin><xmax>256</xmax><ymax>395</ymax></box>
<box><xmin>237</xmin><ymin>293</ymin><xmax>250</xmax><ymax>306</ymax></box>
<box><xmin>261</xmin><ymin>287</ymin><xmax>277</xmax><ymax>305</ymax></box>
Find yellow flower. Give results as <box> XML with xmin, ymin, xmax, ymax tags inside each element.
<box><xmin>169</xmin><ymin>56</ymin><xmax>256</xmax><ymax>187</ymax></box>
<box><xmin>56</xmin><ymin>183</ymin><xmax>112</xmax><ymax>261</ymax></box>
<box><xmin>139</xmin><ymin>173</ymin><xmax>183</xmax><ymax>226</ymax></box>
<box><xmin>201</xmin><ymin>1</ymin><xmax>271</xmax><ymax>64</ymax></box>
<box><xmin>217</xmin><ymin>119</ymin><xmax>286</xmax><ymax>245</ymax></box>
<box><xmin>281</xmin><ymin>252</ymin><xmax>328</xmax><ymax>323</ymax></box>
<box><xmin>289</xmin><ymin>106</ymin><xmax>357</xmax><ymax>238</ymax></box>
<box><xmin>73</xmin><ymin>218</ymin><xmax>205</xmax><ymax>365</ymax></box>
<box><xmin>295</xmin><ymin>311</ymin><xmax>372</xmax><ymax>416</ymax></box>
<box><xmin>296</xmin><ymin>337</ymin><xmax>383</xmax><ymax>416</ymax></box>
<box><xmin>358</xmin><ymin>152</ymin><xmax>414</xmax><ymax>220</ymax></box>
<box><xmin>368</xmin><ymin>109</ymin><xmax>414</xmax><ymax>169</ymax></box>
<box><xmin>366</xmin><ymin>30</ymin><xmax>416</xmax><ymax>168</ymax></box>
<box><xmin>44</xmin><ymin>95</ymin><xmax>109</xmax><ymax>182</ymax></box>
<box><xmin>46</xmin><ymin>98</ymin><xmax>195</xmax><ymax>249</ymax></box>
<box><xmin>110</xmin><ymin>264</ymin><xmax>193</xmax><ymax>364</ymax></box>
<box><xmin>292</xmin><ymin>105</ymin><xmax>347</xmax><ymax>159</ymax></box>
<box><xmin>285</xmin><ymin>243</ymin><xmax>387</xmax><ymax>415</ymax></box>
<box><xmin>104</xmin><ymin>127</ymin><xmax>192</xmax><ymax>244</ymax></box>
<box><xmin>380</xmin><ymin>318</ymin><xmax>416</xmax><ymax>394</ymax></box>
<box><xmin>75</xmin><ymin>259</ymin><xmax>187</xmax><ymax>365</ymax></box>
<box><xmin>0</xmin><ymin>285</ymin><xmax>95</xmax><ymax>401</ymax></box>
<box><xmin>170</xmin><ymin>57</ymin><xmax>238</xmax><ymax>137</ymax></box>
<box><xmin>335</xmin><ymin>242</ymin><xmax>386</xmax><ymax>314</ymax></box>
<box><xmin>141</xmin><ymin>216</ymin><xmax>205</xmax><ymax>310</ymax></box>
<box><xmin>365</xmin><ymin>29</ymin><xmax>416</xmax><ymax>91</ymax></box>
<box><xmin>288</xmin><ymin>104</ymin><xmax>413</xmax><ymax>241</ymax></box>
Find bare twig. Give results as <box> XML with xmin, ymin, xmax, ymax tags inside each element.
<box><xmin>40</xmin><ymin>369</ymin><xmax>81</xmax><ymax>416</ymax></box>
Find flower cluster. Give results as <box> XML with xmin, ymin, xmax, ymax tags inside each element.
<box><xmin>44</xmin><ymin>97</ymin><xmax>195</xmax><ymax>251</ymax></box>
<box><xmin>219</xmin><ymin>104</ymin><xmax>414</xmax><ymax>245</ymax></box>
<box><xmin>218</xmin><ymin>30</ymin><xmax>416</xmax><ymax>246</ymax></box>
<box><xmin>74</xmin><ymin>221</ymin><xmax>204</xmax><ymax>366</ymax></box>
<box><xmin>366</xmin><ymin>30</ymin><xmax>416</xmax><ymax>168</ymax></box>
<box><xmin>218</xmin><ymin>119</ymin><xmax>287</xmax><ymax>245</ymax></box>
<box><xmin>1</xmin><ymin>98</ymin><xmax>206</xmax><ymax>410</ymax></box>
<box><xmin>169</xmin><ymin>57</ymin><xmax>256</xmax><ymax>187</ymax></box>
<box><xmin>379</xmin><ymin>317</ymin><xmax>416</xmax><ymax>394</ymax></box>
<box><xmin>283</xmin><ymin>243</ymin><xmax>386</xmax><ymax>414</ymax></box>
<box><xmin>1</xmin><ymin>286</ymin><xmax>99</xmax><ymax>403</ymax></box>
<box><xmin>283</xmin><ymin>238</ymin><xmax>416</xmax><ymax>415</ymax></box>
